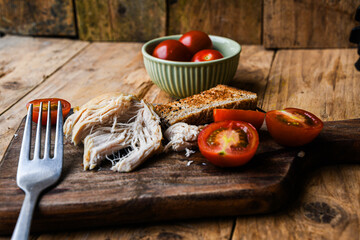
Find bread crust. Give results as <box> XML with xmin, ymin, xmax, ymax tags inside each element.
<box><xmin>155</xmin><ymin>85</ymin><xmax>257</xmax><ymax>126</ymax></box>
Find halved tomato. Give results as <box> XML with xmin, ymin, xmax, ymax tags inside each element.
<box><xmin>213</xmin><ymin>109</ymin><xmax>265</xmax><ymax>130</ymax></box>
<box><xmin>265</xmin><ymin>108</ymin><xmax>323</xmax><ymax>147</ymax></box>
<box><xmin>198</xmin><ymin>120</ymin><xmax>259</xmax><ymax>167</ymax></box>
<box><xmin>26</xmin><ymin>98</ymin><xmax>71</xmax><ymax>125</ymax></box>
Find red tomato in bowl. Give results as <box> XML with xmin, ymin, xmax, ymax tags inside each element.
<box><xmin>198</xmin><ymin>120</ymin><xmax>259</xmax><ymax>167</ymax></box>
<box><xmin>265</xmin><ymin>108</ymin><xmax>323</xmax><ymax>147</ymax></box>
<box><xmin>179</xmin><ymin>30</ymin><xmax>213</xmax><ymax>55</ymax></box>
<box><xmin>191</xmin><ymin>49</ymin><xmax>224</xmax><ymax>62</ymax></box>
<box><xmin>152</xmin><ymin>40</ymin><xmax>192</xmax><ymax>61</ymax></box>
<box><xmin>26</xmin><ymin>98</ymin><xmax>71</xmax><ymax>125</ymax></box>
<box><xmin>213</xmin><ymin>109</ymin><xmax>265</xmax><ymax>130</ymax></box>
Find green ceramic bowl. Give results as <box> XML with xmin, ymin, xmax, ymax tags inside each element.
<box><xmin>142</xmin><ymin>35</ymin><xmax>241</xmax><ymax>98</ymax></box>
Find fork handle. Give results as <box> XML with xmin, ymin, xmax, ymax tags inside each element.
<box><xmin>11</xmin><ymin>191</ymin><xmax>40</xmax><ymax>240</ymax></box>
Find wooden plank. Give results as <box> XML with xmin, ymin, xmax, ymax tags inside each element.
<box><xmin>234</xmin><ymin>165</ymin><xmax>360</xmax><ymax>239</ymax></box>
<box><xmin>0</xmin><ymin>41</ymin><xmax>151</xmax><ymax>163</ymax></box>
<box><xmin>108</xmin><ymin>0</ymin><xmax>166</xmax><ymax>42</ymax></box>
<box><xmin>143</xmin><ymin>45</ymin><xmax>275</xmax><ymax>104</ymax></box>
<box><xmin>233</xmin><ymin>49</ymin><xmax>360</xmax><ymax>239</ymax></box>
<box><xmin>74</xmin><ymin>0</ymin><xmax>113</xmax><ymax>41</ymax></box>
<box><xmin>0</xmin><ymin>35</ymin><xmax>88</xmax><ymax>114</ymax></box>
<box><xmin>35</xmin><ymin>219</ymin><xmax>234</xmax><ymax>239</ymax></box>
<box><xmin>168</xmin><ymin>0</ymin><xmax>262</xmax><ymax>44</ymax></box>
<box><xmin>262</xmin><ymin>49</ymin><xmax>360</xmax><ymax>120</ymax></box>
<box><xmin>0</xmin><ymin>0</ymin><xmax>76</xmax><ymax>36</ymax></box>
<box><xmin>75</xmin><ymin>0</ymin><xmax>166</xmax><ymax>41</ymax></box>
<box><xmin>230</xmin><ymin>45</ymin><xmax>275</xmax><ymax>107</ymax></box>
<box><xmin>263</xmin><ymin>0</ymin><xmax>358</xmax><ymax>48</ymax></box>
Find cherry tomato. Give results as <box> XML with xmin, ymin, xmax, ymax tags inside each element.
<box><xmin>198</xmin><ymin>120</ymin><xmax>259</xmax><ymax>167</ymax></box>
<box><xmin>152</xmin><ymin>39</ymin><xmax>192</xmax><ymax>61</ymax></box>
<box><xmin>191</xmin><ymin>49</ymin><xmax>223</xmax><ymax>62</ymax></box>
<box><xmin>265</xmin><ymin>108</ymin><xmax>323</xmax><ymax>147</ymax></box>
<box><xmin>26</xmin><ymin>98</ymin><xmax>71</xmax><ymax>125</ymax></box>
<box><xmin>179</xmin><ymin>30</ymin><xmax>213</xmax><ymax>55</ymax></box>
<box><xmin>213</xmin><ymin>109</ymin><xmax>265</xmax><ymax>130</ymax></box>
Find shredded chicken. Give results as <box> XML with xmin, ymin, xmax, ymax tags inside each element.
<box><xmin>185</xmin><ymin>148</ymin><xmax>196</xmax><ymax>157</ymax></box>
<box><xmin>64</xmin><ymin>93</ymin><xmax>163</xmax><ymax>172</ymax></box>
<box><xmin>83</xmin><ymin>101</ymin><xmax>163</xmax><ymax>172</ymax></box>
<box><xmin>164</xmin><ymin>122</ymin><xmax>204</xmax><ymax>152</ymax></box>
<box><xmin>64</xmin><ymin>93</ymin><xmax>136</xmax><ymax>145</ymax></box>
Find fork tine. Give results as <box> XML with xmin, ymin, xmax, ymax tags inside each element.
<box><xmin>54</xmin><ymin>101</ymin><xmax>63</xmax><ymax>159</ymax></box>
<box><xmin>33</xmin><ymin>102</ymin><xmax>43</xmax><ymax>159</ymax></box>
<box><xmin>44</xmin><ymin>101</ymin><xmax>51</xmax><ymax>158</ymax></box>
<box><xmin>19</xmin><ymin>104</ymin><xmax>33</xmax><ymax>161</ymax></box>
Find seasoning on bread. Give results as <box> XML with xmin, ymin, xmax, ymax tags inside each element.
<box><xmin>154</xmin><ymin>85</ymin><xmax>257</xmax><ymax>126</ymax></box>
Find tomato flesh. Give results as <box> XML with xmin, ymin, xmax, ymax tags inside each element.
<box><xmin>213</xmin><ymin>109</ymin><xmax>265</xmax><ymax>130</ymax></box>
<box><xmin>152</xmin><ymin>39</ymin><xmax>192</xmax><ymax>61</ymax></box>
<box><xmin>191</xmin><ymin>49</ymin><xmax>223</xmax><ymax>62</ymax></box>
<box><xmin>265</xmin><ymin>108</ymin><xmax>323</xmax><ymax>147</ymax></box>
<box><xmin>198</xmin><ymin>121</ymin><xmax>259</xmax><ymax>167</ymax></box>
<box><xmin>26</xmin><ymin>98</ymin><xmax>71</xmax><ymax>125</ymax></box>
<box><xmin>179</xmin><ymin>30</ymin><xmax>212</xmax><ymax>55</ymax></box>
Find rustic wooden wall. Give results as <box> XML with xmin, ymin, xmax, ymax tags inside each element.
<box><xmin>0</xmin><ymin>0</ymin><xmax>358</xmax><ymax>48</ymax></box>
<box><xmin>168</xmin><ymin>0</ymin><xmax>263</xmax><ymax>44</ymax></box>
<box><xmin>264</xmin><ymin>0</ymin><xmax>358</xmax><ymax>48</ymax></box>
<box><xmin>75</xmin><ymin>0</ymin><xmax>166</xmax><ymax>41</ymax></box>
<box><xmin>0</xmin><ymin>0</ymin><xmax>76</xmax><ymax>36</ymax></box>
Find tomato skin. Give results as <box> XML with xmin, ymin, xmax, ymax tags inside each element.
<box><xmin>26</xmin><ymin>98</ymin><xmax>71</xmax><ymax>125</ymax></box>
<box><xmin>265</xmin><ymin>108</ymin><xmax>323</xmax><ymax>147</ymax></box>
<box><xmin>191</xmin><ymin>49</ymin><xmax>223</xmax><ymax>62</ymax></box>
<box><xmin>179</xmin><ymin>30</ymin><xmax>213</xmax><ymax>55</ymax></box>
<box><xmin>198</xmin><ymin>120</ymin><xmax>259</xmax><ymax>167</ymax></box>
<box><xmin>213</xmin><ymin>109</ymin><xmax>265</xmax><ymax>130</ymax></box>
<box><xmin>152</xmin><ymin>39</ymin><xmax>192</xmax><ymax>61</ymax></box>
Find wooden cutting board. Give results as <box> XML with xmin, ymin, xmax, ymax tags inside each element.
<box><xmin>0</xmin><ymin>118</ymin><xmax>360</xmax><ymax>234</ymax></box>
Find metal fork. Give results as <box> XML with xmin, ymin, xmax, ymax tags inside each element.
<box><xmin>11</xmin><ymin>101</ymin><xmax>64</xmax><ymax>240</ymax></box>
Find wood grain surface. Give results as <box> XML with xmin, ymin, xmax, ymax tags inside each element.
<box><xmin>1</xmin><ymin>0</ymin><xmax>359</xmax><ymax>49</ymax></box>
<box><xmin>0</xmin><ymin>35</ymin><xmax>88</xmax><ymax>114</ymax></box>
<box><xmin>0</xmin><ymin>0</ymin><xmax>76</xmax><ymax>36</ymax></box>
<box><xmin>0</xmin><ymin>36</ymin><xmax>88</xmax><ymax>162</ymax></box>
<box><xmin>264</xmin><ymin>0</ymin><xmax>358</xmax><ymax>48</ymax></box>
<box><xmin>0</xmin><ymin>35</ymin><xmax>359</xmax><ymax>239</ymax></box>
<box><xmin>35</xmin><ymin>219</ymin><xmax>235</xmax><ymax>240</ymax></box>
<box><xmin>168</xmin><ymin>0</ymin><xmax>262</xmax><ymax>44</ymax></box>
<box><xmin>0</xmin><ymin>41</ymin><xmax>151</xmax><ymax>163</ymax></box>
<box><xmin>74</xmin><ymin>0</ymin><xmax>112</xmax><ymax>41</ymax></box>
<box><xmin>0</xmin><ymin>37</ymin><xmax>274</xmax><ymax>238</ymax></box>
<box><xmin>1</xmin><ymin>107</ymin><xmax>359</xmax><ymax>234</ymax></box>
<box><xmin>75</xmin><ymin>0</ymin><xmax>166</xmax><ymax>41</ymax></box>
<box><xmin>232</xmin><ymin>48</ymin><xmax>360</xmax><ymax>240</ymax></box>
<box><xmin>262</xmin><ymin>49</ymin><xmax>360</xmax><ymax>120</ymax></box>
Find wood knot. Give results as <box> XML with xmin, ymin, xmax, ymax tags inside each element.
<box><xmin>117</xmin><ymin>3</ymin><xmax>126</xmax><ymax>15</ymax></box>
<box><xmin>0</xmin><ymin>63</ymin><xmax>14</xmax><ymax>79</ymax></box>
<box><xmin>2</xmin><ymin>80</ymin><xmax>21</xmax><ymax>90</ymax></box>
<box><xmin>157</xmin><ymin>231</ymin><xmax>183</xmax><ymax>240</ymax></box>
<box><xmin>302</xmin><ymin>201</ymin><xmax>346</xmax><ymax>226</ymax></box>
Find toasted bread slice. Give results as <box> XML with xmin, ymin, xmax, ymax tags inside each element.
<box><xmin>155</xmin><ymin>84</ymin><xmax>257</xmax><ymax>126</ymax></box>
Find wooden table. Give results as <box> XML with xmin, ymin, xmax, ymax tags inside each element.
<box><xmin>0</xmin><ymin>35</ymin><xmax>359</xmax><ymax>239</ymax></box>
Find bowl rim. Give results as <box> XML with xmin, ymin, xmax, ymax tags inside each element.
<box><xmin>142</xmin><ymin>34</ymin><xmax>241</xmax><ymax>66</ymax></box>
